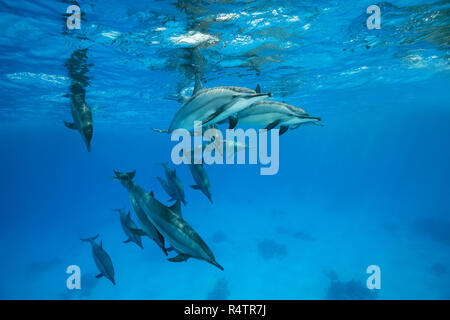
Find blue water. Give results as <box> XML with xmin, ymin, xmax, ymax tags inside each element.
<box><xmin>0</xmin><ymin>0</ymin><xmax>449</xmax><ymax>300</ymax></box>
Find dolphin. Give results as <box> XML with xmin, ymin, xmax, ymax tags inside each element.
<box><xmin>188</xmin><ymin>163</ymin><xmax>213</xmax><ymax>204</ymax></box>
<box><xmin>81</xmin><ymin>234</ymin><xmax>115</xmax><ymax>285</ymax></box>
<box><xmin>113</xmin><ymin>170</ymin><xmax>223</xmax><ymax>270</ymax></box>
<box><xmin>167</xmin><ymin>76</ymin><xmax>272</xmax><ymax>133</ymax></box>
<box><xmin>160</xmin><ymin>163</ymin><xmax>187</xmax><ymax>205</ymax></box>
<box><xmin>183</xmin><ymin>138</ymin><xmax>249</xmax><ymax>163</ymax></box>
<box><xmin>112</xmin><ymin>170</ymin><xmax>167</xmax><ymax>256</ymax></box>
<box><xmin>112</xmin><ymin>208</ymin><xmax>144</xmax><ymax>249</ymax></box>
<box><xmin>235</xmin><ymin>98</ymin><xmax>322</xmax><ymax>135</ymax></box>
<box><xmin>64</xmin><ymin>83</ymin><xmax>93</xmax><ymax>151</ymax></box>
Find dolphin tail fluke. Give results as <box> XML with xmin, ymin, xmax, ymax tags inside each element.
<box><xmin>113</xmin><ymin>169</ymin><xmax>136</xmax><ymax>181</ymax></box>
<box><xmin>80</xmin><ymin>234</ymin><xmax>99</xmax><ymax>243</ymax></box>
<box><xmin>64</xmin><ymin>121</ymin><xmax>77</xmax><ymax>130</ymax></box>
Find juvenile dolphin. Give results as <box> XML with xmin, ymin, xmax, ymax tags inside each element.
<box><xmin>188</xmin><ymin>163</ymin><xmax>213</xmax><ymax>203</ymax></box>
<box><xmin>168</xmin><ymin>76</ymin><xmax>272</xmax><ymax>133</ymax></box>
<box><xmin>236</xmin><ymin>99</ymin><xmax>322</xmax><ymax>135</ymax></box>
<box><xmin>112</xmin><ymin>209</ymin><xmax>144</xmax><ymax>249</ymax></box>
<box><xmin>81</xmin><ymin>234</ymin><xmax>115</xmax><ymax>285</ymax></box>
<box><xmin>160</xmin><ymin>163</ymin><xmax>187</xmax><ymax>205</ymax></box>
<box><xmin>113</xmin><ymin>170</ymin><xmax>223</xmax><ymax>270</ymax></box>
<box><xmin>64</xmin><ymin>83</ymin><xmax>93</xmax><ymax>151</ymax></box>
<box><xmin>112</xmin><ymin>170</ymin><xmax>167</xmax><ymax>256</ymax></box>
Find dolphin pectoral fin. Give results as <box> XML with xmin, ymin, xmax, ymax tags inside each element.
<box><xmin>265</xmin><ymin>120</ymin><xmax>281</xmax><ymax>131</ymax></box>
<box><xmin>279</xmin><ymin>125</ymin><xmax>289</xmax><ymax>136</ymax></box>
<box><xmin>201</xmin><ymin>108</ymin><xmax>223</xmax><ymax>126</ymax></box>
<box><xmin>166</xmin><ymin>246</ymin><xmax>176</xmax><ymax>252</ymax></box>
<box><xmin>190</xmin><ymin>185</ymin><xmax>201</xmax><ymax>190</ymax></box>
<box><xmin>130</xmin><ymin>228</ymin><xmax>147</xmax><ymax>236</ymax></box>
<box><xmin>229</xmin><ymin>116</ymin><xmax>238</xmax><ymax>129</ymax></box>
<box><xmin>96</xmin><ymin>273</ymin><xmax>103</xmax><ymax>279</ymax></box>
<box><xmin>123</xmin><ymin>239</ymin><xmax>131</xmax><ymax>243</ymax></box>
<box><xmin>64</xmin><ymin>121</ymin><xmax>77</xmax><ymax>130</ymax></box>
<box><xmin>168</xmin><ymin>253</ymin><xmax>190</xmax><ymax>263</ymax></box>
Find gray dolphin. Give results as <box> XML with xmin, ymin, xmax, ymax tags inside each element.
<box><xmin>112</xmin><ymin>208</ymin><xmax>144</xmax><ymax>249</ymax></box>
<box><xmin>188</xmin><ymin>163</ymin><xmax>213</xmax><ymax>204</ymax></box>
<box><xmin>64</xmin><ymin>83</ymin><xmax>93</xmax><ymax>152</ymax></box>
<box><xmin>112</xmin><ymin>170</ymin><xmax>167</xmax><ymax>256</ymax></box>
<box><xmin>160</xmin><ymin>163</ymin><xmax>187</xmax><ymax>205</ymax></box>
<box><xmin>236</xmin><ymin>99</ymin><xmax>322</xmax><ymax>135</ymax></box>
<box><xmin>168</xmin><ymin>76</ymin><xmax>271</xmax><ymax>133</ymax></box>
<box><xmin>81</xmin><ymin>234</ymin><xmax>115</xmax><ymax>285</ymax></box>
<box><xmin>113</xmin><ymin>170</ymin><xmax>223</xmax><ymax>270</ymax></box>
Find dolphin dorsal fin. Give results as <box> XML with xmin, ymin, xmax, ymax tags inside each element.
<box><xmin>193</xmin><ymin>74</ymin><xmax>204</xmax><ymax>96</ymax></box>
<box><xmin>255</xmin><ymin>84</ymin><xmax>261</xmax><ymax>93</ymax></box>
<box><xmin>169</xmin><ymin>200</ymin><xmax>182</xmax><ymax>219</ymax></box>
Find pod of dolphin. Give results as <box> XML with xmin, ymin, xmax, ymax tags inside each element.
<box><xmin>71</xmin><ymin>74</ymin><xmax>321</xmax><ymax>285</ymax></box>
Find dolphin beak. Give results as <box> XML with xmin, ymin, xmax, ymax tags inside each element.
<box><xmin>301</xmin><ymin>115</ymin><xmax>321</xmax><ymax>121</ymax></box>
<box><xmin>210</xmin><ymin>260</ymin><xmax>224</xmax><ymax>271</ymax></box>
<box><xmin>246</xmin><ymin>93</ymin><xmax>271</xmax><ymax>99</ymax></box>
